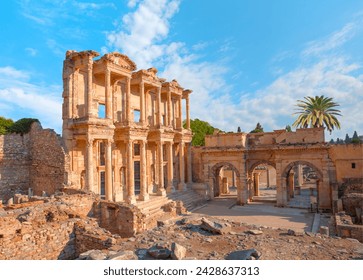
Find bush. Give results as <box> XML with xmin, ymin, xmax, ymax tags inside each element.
<box><xmin>0</xmin><ymin>117</ymin><xmax>14</xmax><ymax>135</ymax></box>
<box><xmin>7</xmin><ymin>118</ymin><xmax>39</xmax><ymax>135</ymax></box>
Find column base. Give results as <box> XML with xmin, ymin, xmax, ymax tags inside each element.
<box><xmin>139</xmin><ymin>193</ymin><xmax>149</xmax><ymax>201</ymax></box>
<box><xmin>178</xmin><ymin>182</ymin><xmax>186</xmax><ymax>191</ymax></box>
<box><xmin>157</xmin><ymin>188</ymin><xmax>166</xmax><ymax>196</ymax></box>
<box><xmin>126</xmin><ymin>195</ymin><xmax>136</xmax><ymax>204</ymax></box>
<box><xmin>166</xmin><ymin>184</ymin><xmax>175</xmax><ymax>194</ymax></box>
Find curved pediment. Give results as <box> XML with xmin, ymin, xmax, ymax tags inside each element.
<box><xmin>101</xmin><ymin>52</ymin><xmax>137</xmax><ymax>71</ymax></box>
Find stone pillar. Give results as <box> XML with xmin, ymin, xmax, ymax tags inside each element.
<box><xmin>248</xmin><ymin>178</ymin><xmax>253</xmax><ymax>201</ymax></box>
<box><xmin>140</xmin><ymin>81</ymin><xmax>145</xmax><ymax>124</ymax></box>
<box><xmin>288</xmin><ymin>171</ymin><xmax>295</xmax><ymax>199</ymax></box>
<box><xmin>105</xmin><ymin>69</ymin><xmax>112</xmax><ymax>119</ymax></box>
<box><xmin>298</xmin><ymin>164</ymin><xmax>303</xmax><ymax>187</ymax></box>
<box><xmin>139</xmin><ymin>140</ymin><xmax>149</xmax><ymax>201</ymax></box>
<box><xmin>186</xmin><ymin>96</ymin><xmax>190</xmax><ymax>129</ymax></box>
<box><xmin>178</xmin><ymin>96</ymin><xmax>182</xmax><ymax>129</ymax></box>
<box><xmin>253</xmin><ymin>172</ymin><xmax>260</xmax><ymax>196</ymax></box>
<box><xmin>126</xmin><ymin>76</ymin><xmax>131</xmax><ymax>124</ymax></box>
<box><xmin>166</xmin><ymin>142</ymin><xmax>175</xmax><ymax>193</ymax></box>
<box><xmin>178</xmin><ymin>142</ymin><xmax>186</xmax><ymax>191</ymax></box>
<box><xmin>126</xmin><ymin>140</ymin><xmax>136</xmax><ymax>203</ymax></box>
<box><xmin>222</xmin><ymin>177</ymin><xmax>228</xmax><ymax>194</ymax></box>
<box><xmin>187</xmin><ymin>143</ymin><xmax>192</xmax><ymax>186</ymax></box>
<box><xmin>167</xmin><ymin>90</ymin><xmax>172</xmax><ymax>126</ymax></box>
<box><xmin>105</xmin><ymin>140</ymin><xmax>113</xmax><ymax>201</ymax></box>
<box><xmin>87</xmin><ymin>60</ymin><xmax>93</xmax><ymax>117</ymax></box>
<box><xmin>156</xmin><ymin>87</ymin><xmax>162</xmax><ymax>127</ymax></box>
<box><xmin>157</xmin><ymin>141</ymin><xmax>166</xmax><ymax>196</ymax></box>
<box><xmin>86</xmin><ymin>138</ymin><xmax>94</xmax><ymax>192</ymax></box>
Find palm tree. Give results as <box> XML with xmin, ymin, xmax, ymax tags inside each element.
<box><xmin>292</xmin><ymin>95</ymin><xmax>341</xmax><ymax>133</ymax></box>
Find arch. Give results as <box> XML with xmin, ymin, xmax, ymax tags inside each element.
<box><xmin>248</xmin><ymin>160</ymin><xmax>276</xmax><ymax>178</ymax></box>
<box><xmin>210</xmin><ymin>162</ymin><xmax>240</xmax><ymax>178</ymax></box>
<box><xmin>209</xmin><ymin>162</ymin><xmax>241</xmax><ymax>198</ymax></box>
<box><xmin>282</xmin><ymin>160</ymin><xmax>323</xmax><ymax>179</ymax></box>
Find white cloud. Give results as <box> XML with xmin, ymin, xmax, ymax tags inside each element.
<box><xmin>0</xmin><ymin>66</ymin><xmax>30</xmax><ymax>80</ymax></box>
<box><xmin>0</xmin><ymin>67</ymin><xmax>62</xmax><ymax>131</ymax></box>
<box><xmin>303</xmin><ymin>22</ymin><xmax>358</xmax><ymax>57</ymax></box>
<box><xmin>106</xmin><ymin>0</ymin><xmax>181</xmax><ymax>68</ymax></box>
<box><xmin>25</xmin><ymin>47</ymin><xmax>38</xmax><ymax>56</ymax></box>
<box><xmin>105</xmin><ymin>1</ymin><xmax>363</xmax><ymax>139</ymax></box>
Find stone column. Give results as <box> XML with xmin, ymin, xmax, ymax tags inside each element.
<box><xmin>266</xmin><ymin>167</ymin><xmax>270</xmax><ymax>188</ymax></box>
<box><xmin>167</xmin><ymin>90</ymin><xmax>172</xmax><ymax>126</ymax></box>
<box><xmin>126</xmin><ymin>76</ymin><xmax>131</xmax><ymax>124</ymax></box>
<box><xmin>87</xmin><ymin>60</ymin><xmax>93</xmax><ymax>117</ymax></box>
<box><xmin>187</xmin><ymin>143</ymin><xmax>192</xmax><ymax>186</ymax></box>
<box><xmin>248</xmin><ymin>178</ymin><xmax>253</xmax><ymax>201</ymax></box>
<box><xmin>139</xmin><ymin>140</ymin><xmax>149</xmax><ymax>200</ymax></box>
<box><xmin>140</xmin><ymin>81</ymin><xmax>145</xmax><ymax>124</ymax></box>
<box><xmin>166</xmin><ymin>142</ymin><xmax>174</xmax><ymax>193</ymax></box>
<box><xmin>126</xmin><ymin>140</ymin><xmax>136</xmax><ymax>203</ymax></box>
<box><xmin>222</xmin><ymin>177</ymin><xmax>228</xmax><ymax>194</ymax></box>
<box><xmin>105</xmin><ymin>140</ymin><xmax>113</xmax><ymax>201</ymax></box>
<box><xmin>86</xmin><ymin>138</ymin><xmax>94</xmax><ymax>192</ymax></box>
<box><xmin>288</xmin><ymin>171</ymin><xmax>295</xmax><ymax>199</ymax></box>
<box><xmin>186</xmin><ymin>95</ymin><xmax>190</xmax><ymax>129</ymax></box>
<box><xmin>253</xmin><ymin>172</ymin><xmax>260</xmax><ymax>196</ymax></box>
<box><xmin>298</xmin><ymin>164</ymin><xmax>303</xmax><ymax>187</ymax></box>
<box><xmin>157</xmin><ymin>141</ymin><xmax>166</xmax><ymax>196</ymax></box>
<box><xmin>105</xmin><ymin>69</ymin><xmax>112</xmax><ymax>119</ymax></box>
<box><xmin>156</xmin><ymin>87</ymin><xmax>162</xmax><ymax>127</ymax></box>
<box><xmin>178</xmin><ymin>142</ymin><xmax>186</xmax><ymax>191</ymax></box>
<box><xmin>178</xmin><ymin>96</ymin><xmax>182</xmax><ymax>129</ymax></box>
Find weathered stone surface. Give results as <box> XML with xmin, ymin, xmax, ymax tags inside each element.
<box><xmin>108</xmin><ymin>251</ymin><xmax>138</xmax><ymax>260</ymax></box>
<box><xmin>148</xmin><ymin>244</ymin><xmax>171</xmax><ymax>259</ymax></box>
<box><xmin>88</xmin><ymin>250</ymin><xmax>107</xmax><ymax>260</ymax></box>
<box><xmin>225</xmin><ymin>249</ymin><xmax>261</xmax><ymax>260</ymax></box>
<box><xmin>247</xmin><ymin>229</ymin><xmax>263</xmax><ymax>235</ymax></box>
<box><xmin>171</xmin><ymin>242</ymin><xmax>186</xmax><ymax>260</ymax></box>
<box><xmin>200</xmin><ymin>217</ymin><xmax>231</xmax><ymax>235</ymax></box>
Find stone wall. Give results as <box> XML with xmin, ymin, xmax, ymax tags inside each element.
<box><xmin>0</xmin><ymin>134</ymin><xmax>31</xmax><ymax>201</ymax></box>
<box><xmin>0</xmin><ymin>122</ymin><xmax>69</xmax><ymax>202</ymax></box>
<box><xmin>0</xmin><ymin>194</ymin><xmax>118</xmax><ymax>260</ymax></box>
<box><xmin>94</xmin><ymin>201</ymin><xmax>145</xmax><ymax>237</ymax></box>
<box><xmin>29</xmin><ymin>123</ymin><xmax>70</xmax><ymax>196</ymax></box>
<box><xmin>329</xmin><ymin>144</ymin><xmax>363</xmax><ymax>183</ymax></box>
<box><xmin>335</xmin><ymin>213</ymin><xmax>363</xmax><ymax>242</ymax></box>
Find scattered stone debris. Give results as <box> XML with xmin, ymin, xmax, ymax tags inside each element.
<box><xmin>200</xmin><ymin>217</ymin><xmax>231</xmax><ymax>234</ymax></box>
<box><xmin>247</xmin><ymin>229</ymin><xmax>263</xmax><ymax>235</ymax></box>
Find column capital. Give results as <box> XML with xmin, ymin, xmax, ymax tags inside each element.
<box><xmin>86</xmin><ymin>138</ymin><xmax>94</xmax><ymax>147</ymax></box>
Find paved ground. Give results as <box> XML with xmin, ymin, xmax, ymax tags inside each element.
<box><xmin>193</xmin><ymin>197</ymin><xmax>315</xmax><ymax>232</ymax></box>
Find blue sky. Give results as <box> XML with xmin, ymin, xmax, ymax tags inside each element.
<box><xmin>1</xmin><ymin>0</ymin><xmax>363</xmax><ymax>140</ymax></box>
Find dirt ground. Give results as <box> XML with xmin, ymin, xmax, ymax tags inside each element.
<box><xmin>115</xmin><ymin>209</ymin><xmax>363</xmax><ymax>260</ymax></box>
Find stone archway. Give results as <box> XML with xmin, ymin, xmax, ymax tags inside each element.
<box><xmin>209</xmin><ymin>162</ymin><xmax>241</xmax><ymax>198</ymax></box>
<box><xmin>281</xmin><ymin>161</ymin><xmax>323</xmax><ymax>209</ymax></box>
<box><xmin>248</xmin><ymin>160</ymin><xmax>277</xmax><ymax>202</ymax></box>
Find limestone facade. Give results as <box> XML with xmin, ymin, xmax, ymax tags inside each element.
<box><xmin>62</xmin><ymin>50</ymin><xmax>193</xmax><ymax>204</ymax></box>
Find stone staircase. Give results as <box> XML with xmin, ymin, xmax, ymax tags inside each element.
<box><xmin>135</xmin><ymin>188</ymin><xmax>207</xmax><ymax>230</ymax></box>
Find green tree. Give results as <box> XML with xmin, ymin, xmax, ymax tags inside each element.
<box><xmin>7</xmin><ymin>118</ymin><xmax>39</xmax><ymax>135</ymax></box>
<box><xmin>184</xmin><ymin>119</ymin><xmax>219</xmax><ymax>146</ymax></box>
<box><xmin>285</xmin><ymin>125</ymin><xmax>292</xmax><ymax>132</ymax></box>
<box><xmin>344</xmin><ymin>133</ymin><xmax>351</xmax><ymax>144</ymax></box>
<box><xmin>237</xmin><ymin>126</ymin><xmax>241</xmax><ymax>133</ymax></box>
<box><xmin>0</xmin><ymin>116</ymin><xmax>14</xmax><ymax>135</ymax></box>
<box><xmin>352</xmin><ymin>131</ymin><xmax>361</xmax><ymax>143</ymax></box>
<box><xmin>250</xmin><ymin>122</ymin><xmax>264</xmax><ymax>133</ymax></box>
<box><xmin>292</xmin><ymin>95</ymin><xmax>341</xmax><ymax>133</ymax></box>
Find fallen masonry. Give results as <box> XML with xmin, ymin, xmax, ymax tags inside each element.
<box><xmin>1</xmin><ymin>192</ymin><xmax>362</xmax><ymax>260</ymax></box>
